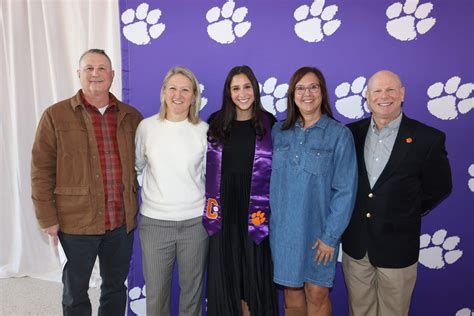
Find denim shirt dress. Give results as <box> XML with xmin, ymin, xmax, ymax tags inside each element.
<box><xmin>269</xmin><ymin>114</ymin><xmax>357</xmax><ymax>288</ymax></box>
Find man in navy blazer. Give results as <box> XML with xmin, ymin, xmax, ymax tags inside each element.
<box><xmin>341</xmin><ymin>70</ymin><xmax>452</xmax><ymax>316</ymax></box>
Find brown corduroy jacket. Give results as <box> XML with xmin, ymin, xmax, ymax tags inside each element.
<box><xmin>31</xmin><ymin>90</ymin><xmax>143</xmax><ymax>234</ymax></box>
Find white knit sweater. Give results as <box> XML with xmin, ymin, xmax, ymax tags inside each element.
<box><xmin>135</xmin><ymin>115</ymin><xmax>208</xmax><ymax>221</ymax></box>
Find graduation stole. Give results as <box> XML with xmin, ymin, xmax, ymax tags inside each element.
<box><xmin>202</xmin><ymin>115</ymin><xmax>272</xmax><ymax>244</ymax></box>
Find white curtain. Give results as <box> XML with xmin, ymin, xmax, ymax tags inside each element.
<box><xmin>0</xmin><ymin>0</ymin><xmax>122</xmax><ymax>282</ymax></box>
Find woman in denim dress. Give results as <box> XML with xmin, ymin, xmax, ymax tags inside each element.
<box><xmin>270</xmin><ymin>67</ymin><xmax>357</xmax><ymax>316</ymax></box>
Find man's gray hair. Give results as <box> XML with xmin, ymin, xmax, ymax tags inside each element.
<box><xmin>78</xmin><ymin>49</ymin><xmax>112</xmax><ymax>67</ymax></box>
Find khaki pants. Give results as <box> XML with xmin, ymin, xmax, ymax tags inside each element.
<box><xmin>342</xmin><ymin>252</ymin><xmax>417</xmax><ymax>316</ymax></box>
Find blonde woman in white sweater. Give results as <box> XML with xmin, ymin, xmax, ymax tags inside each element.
<box><xmin>135</xmin><ymin>66</ymin><xmax>208</xmax><ymax>316</ymax></box>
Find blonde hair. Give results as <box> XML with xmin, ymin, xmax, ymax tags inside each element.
<box><xmin>158</xmin><ymin>66</ymin><xmax>202</xmax><ymax>124</ymax></box>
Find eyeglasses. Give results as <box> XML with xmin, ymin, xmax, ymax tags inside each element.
<box><xmin>295</xmin><ymin>84</ymin><xmax>320</xmax><ymax>95</ymax></box>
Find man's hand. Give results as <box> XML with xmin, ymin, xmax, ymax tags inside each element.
<box><xmin>312</xmin><ymin>239</ymin><xmax>335</xmax><ymax>265</ymax></box>
<box><xmin>42</xmin><ymin>224</ymin><xmax>59</xmax><ymax>246</ymax></box>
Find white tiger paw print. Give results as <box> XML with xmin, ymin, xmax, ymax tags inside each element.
<box><xmin>294</xmin><ymin>0</ymin><xmax>341</xmax><ymax>43</ymax></box>
<box><xmin>199</xmin><ymin>84</ymin><xmax>208</xmax><ymax>110</ymax></box>
<box><xmin>427</xmin><ymin>76</ymin><xmax>474</xmax><ymax>120</ymax></box>
<box><xmin>419</xmin><ymin>229</ymin><xmax>463</xmax><ymax>269</ymax></box>
<box><xmin>468</xmin><ymin>164</ymin><xmax>474</xmax><ymax>192</ymax></box>
<box><xmin>128</xmin><ymin>285</ymin><xmax>146</xmax><ymax>316</ymax></box>
<box><xmin>335</xmin><ymin>77</ymin><xmax>369</xmax><ymax>119</ymax></box>
<box><xmin>121</xmin><ymin>3</ymin><xmax>166</xmax><ymax>45</ymax></box>
<box><xmin>386</xmin><ymin>0</ymin><xmax>436</xmax><ymax>41</ymax></box>
<box><xmin>259</xmin><ymin>78</ymin><xmax>288</xmax><ymax>115</ymax></box>
<box><xmin>456</xmin><ymin>308</ymin><xmax>474</xmax><ymax>316</ymax></box>
<box><xmin>206</xmin><ymin>1</ymin><xmax>251</xmax><ymax>44</ymax></box>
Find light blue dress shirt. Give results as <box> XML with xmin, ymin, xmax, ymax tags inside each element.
<box><xmin>364</xmin><ymin>113</ymin><xmax>402</xmax><ymax>188</ymax></box>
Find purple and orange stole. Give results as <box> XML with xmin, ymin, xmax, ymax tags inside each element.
<box><xmin>202</xmin><ymin>116</ymin><xmax>273</xmax><ymax>244</ymax></box>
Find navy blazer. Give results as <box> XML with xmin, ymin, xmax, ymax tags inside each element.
<box><xmin>341</xmin><ymin>114</ymin><xmax>452</xmax><ymax>268</ymax></box>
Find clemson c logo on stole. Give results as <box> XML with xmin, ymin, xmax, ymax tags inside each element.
<box><xmin>206</xmin><ymin>198</ymin><xmax>219</xmax><ymax>219</ymax></box>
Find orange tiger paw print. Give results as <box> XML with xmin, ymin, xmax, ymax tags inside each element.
<box><xmin>251</xmin><ymin>210</ymin><xmax>266</xmax><ymax>226</ymax></box>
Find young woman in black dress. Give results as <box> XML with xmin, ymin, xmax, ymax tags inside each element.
<box><xmin>203</xmin><ymin>65</ymin><xmax>279</xmax><ymax>315</ymax></box>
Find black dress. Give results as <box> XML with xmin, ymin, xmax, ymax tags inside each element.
<box><xmin>206</xmin><ymin>119</ymin><xmax>279</xmax><ymax>315</ymax></box>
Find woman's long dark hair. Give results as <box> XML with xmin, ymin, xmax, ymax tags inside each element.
<box><xmin>282</xmin><ymin>66</ymin><xmax>334</xmax><ymax>130</ymax></box>
<box><xmin>208</xmin><ymin>65</ymin><xmax>268</xmax><ymax>145</ymax></box>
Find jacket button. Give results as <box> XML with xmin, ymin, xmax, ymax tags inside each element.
<box><xmin>366</xmin><ymin>212</ymin><xmax>371</xmax><ymax>218</ymax></box>
<box><xmin>368</xmin><ymin>193</ymin><xmax>374</xmax><ymax>198</ymax></box>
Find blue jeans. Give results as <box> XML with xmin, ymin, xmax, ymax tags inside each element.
<box><xmin>58</xmin><ymin>226</ymin><xmax>133</xmax><ymax>316</ymax></box>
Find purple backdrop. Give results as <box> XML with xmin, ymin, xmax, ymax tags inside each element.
<box><xmin>119</xmin><ymin>1</ymin><xmax>474</xmax><ymax>315</ymax></box>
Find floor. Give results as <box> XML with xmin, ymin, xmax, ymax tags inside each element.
<box><xmin>0</xmin><ymin>277</ymin><xmax>100</xmax><ymax>316</ymax></box>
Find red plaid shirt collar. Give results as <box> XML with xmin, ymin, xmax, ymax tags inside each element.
<box><xmin>80</xmin><ymin>90</ymin><xmax>118</xmax><ymax>113</ymax></box>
